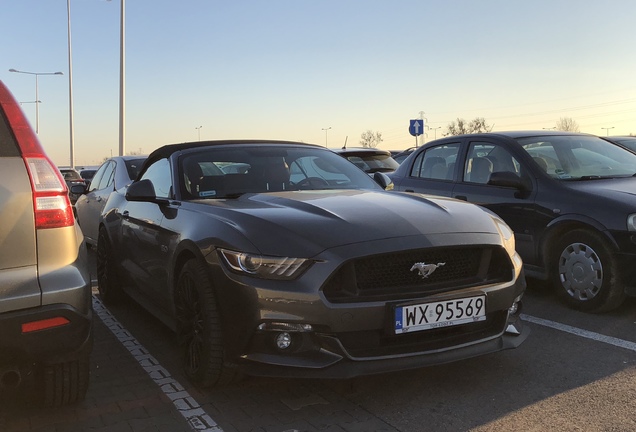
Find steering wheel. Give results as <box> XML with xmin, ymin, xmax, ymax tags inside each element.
<box><xmin>295</xmin><ymin>177</ymin><xmax>330</xmax><ymax>189</ymax></box>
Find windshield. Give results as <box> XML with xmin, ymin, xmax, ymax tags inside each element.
<box><xmin>344</xmin><ymin>153</ymin><xmax>400</xmax><ymax>173</ymax></box>
<box><xmin>179</xmin><ymin>145</ymin><xmax>381</xmax><ymax>199</ymax></box>
<box><xmin>518</xmin><ymin>135</ymin><xmax>636</xmax><ymax>180</ymax></box>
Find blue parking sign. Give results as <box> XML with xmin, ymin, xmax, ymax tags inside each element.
<box><xmin>409</xmin><ymin>119</ymin><xmax>424</xmax><ymax>136</ymax></box>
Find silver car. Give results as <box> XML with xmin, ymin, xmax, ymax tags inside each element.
<box><xmin>0</xmin><ymin>80</ymin><xmax>92</xmax><ymax>406</ymax></box>
<box><xmin>75</xmin><ymin>156</ymin><xmax>146</xmax><ymax>246</ymax></box>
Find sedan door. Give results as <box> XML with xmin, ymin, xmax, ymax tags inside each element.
<box><xmin>450</xmin><ymin>139</ymin><xmax>547</xmax><ymax>266</ymax></box>
<box><xmin>76</xmin><ymin>161</ymin><xmax>115</xmax><ymax>244</ymax></box>
<box><xmin>393</xmin><ymin>142</ymin><xmax>461</xmax><ymax>197</ymax></box>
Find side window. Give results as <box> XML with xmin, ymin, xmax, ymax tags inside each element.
<box><xmin>464</xmin><ymin>141</ymin><xmax>520</xmax><ymax>184</ymax></box>
<box><xmin>95</xmin><ymin>161</ymin><xmax>116</xmax><ymax>191</ymax></box>
<box><xmin>410</xmin><ymin>143</ymin><xmax>460</xmax><ymax>180</ymax></box>
<box><xmin>87</xmin><ymin>162</ymin><xmax>108</xmax><ymax>192</ymax></box>
<box><xmin>140</xmin><ymin>158</ymin><xmax>172</xmax><ymax>198</ymax></box>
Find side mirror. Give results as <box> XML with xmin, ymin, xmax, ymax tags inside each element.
<box><xmin>488</xmin><ymin>171</ymin><xmax>528</xmax><ymax>191</ymax></box>
<box><xmin>125</xmin><ymin>179</ymin><xmax>157</xmax><ymax>202</ymax></box>
<box><xmin>373</xmin><ymin>172</ymin><xmax>394</xmax><ymax>190</ymax></box>
<box><xmin>70</xmin><ymin>184</ymin><xmax>87</xmax><ymax>195</ymax></box>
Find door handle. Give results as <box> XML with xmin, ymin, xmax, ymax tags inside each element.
<box><xmin>454</xmin><ymin>195</ymin><xmax>468</xmax><ymax>201</ymax></box>
<box><xmin>405</xmin><ymin>189</ymin><xmax>414</xmax><ymax>193</ymax></box>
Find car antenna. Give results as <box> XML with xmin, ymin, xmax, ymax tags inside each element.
<box><xmin>342</xmin><ymin>136</ymin><xmax>348</xmax><ymax>150</ymax></box>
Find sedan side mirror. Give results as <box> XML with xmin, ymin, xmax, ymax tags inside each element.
<box><xmin>373</xmin><ymin>172</ymin><xmax>394</xmax><ymax>190</ymax></box>
<box><xmin>70</xmin><ymin>184</ymin><xmax>87</xmax><ymax>195</ymax></box>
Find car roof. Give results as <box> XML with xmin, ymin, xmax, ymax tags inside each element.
<box><xmin>428</xmin><ymin>130</ymin><xmax>594</xmax><ymax>142</ymax></box>
<box><xmin>145</xmin><ymin>140</ymin><xmax>324</xmax><ymax>167</ymax></box>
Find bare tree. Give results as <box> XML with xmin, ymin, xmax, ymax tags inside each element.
<box><xmin>359</xmin><ymin>130</ymin><xmax>383</xmax><ymax>148</ymax></box>
<box><xmin>445</xmin><ymin>117</ymin><xmax>493</xmax><ymax>136</ymax></box>
<box><xmin>555</xmin><ymin>117</ymin><xmax>580</xmax><ymax>132</ymax></box>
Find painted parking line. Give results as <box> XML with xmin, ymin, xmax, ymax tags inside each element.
<box><xmin>522</xmin><ymin>314</ymin><xmax>636</xmax><ymax>353</ymax></box>
<box><xmin>92</xmin><ymin>295</ymin><xmax>224</xmax><ymax>432</ymax></box>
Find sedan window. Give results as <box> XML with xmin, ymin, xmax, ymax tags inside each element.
<box><xmin>141</xmin><ymin>158</ymin><xmax>173</xmax><ymax>198</ymax></box>
<box><xmin>519</xmin><ymin>135</ymin><xmax>636</xmax><ymax>180</ymax></box>
<box><xmin>178</xmin><ymin>146</ymin><xmax>379</xmax><ymax>199</ymax></box>
<box><xmin>410</xmin><ymin>143</ymin><xmax>460</xmax><ymax>180</ymax></box>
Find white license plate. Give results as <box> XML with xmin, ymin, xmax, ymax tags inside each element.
<box><xmin>394</xmin><ymin>295</ymin><xmax>486</xmax><ymax>334</ymax></box>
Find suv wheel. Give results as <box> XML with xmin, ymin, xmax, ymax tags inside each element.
<box><xmin>42</xmin><ymin>354</ymin><xmax>90</xmax><ymax>407</ymax></box>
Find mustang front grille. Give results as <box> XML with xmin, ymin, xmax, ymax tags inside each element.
<box><xmin>322</xmin><ymin>245</ymin><xmax>513</xmax><ymax>303</ymax></box>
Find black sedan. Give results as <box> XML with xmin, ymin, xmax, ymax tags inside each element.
<box><xmin>604</xmin><ymin>135</ymin><xmax>636</xmax><ymax>152</ymax></box>
<box><xmin>390</xmin><ymin>131</ymin><xmax>636</xmax><ymax>313</ymax></box>
<box><xmin>97</xmin><ymin>140</ymin><xmax>527</xmax><ymax>387</ymax></box>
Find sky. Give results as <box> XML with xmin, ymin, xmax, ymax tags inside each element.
<box><xmin>2</xmin><ymin>0</ymin><xmax>635</xmax><ymax>167</ymax></box>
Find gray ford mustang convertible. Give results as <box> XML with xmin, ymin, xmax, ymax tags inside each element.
<box><xmin>97</xmin><ymin>140</ymin><xmax>528</xmax><ymax>387</ymax></box>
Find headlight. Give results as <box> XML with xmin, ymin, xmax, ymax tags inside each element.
<box><xmin>493</xmin><ymin>217</ymin><xmax>516</xmax><ymax>256</ymax></box>
<box><xmin>219</xmin><ymin>249</ymin><xmax>312</xmax><ymax>280</ymax></box>
<box><xmin>628</xmin><ymin>214</ymin><xmax>636</xmax><ymax>232</ymax></box>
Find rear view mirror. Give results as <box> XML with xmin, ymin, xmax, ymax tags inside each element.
<box><xmin>373</xmin><ymin>172</ymin><xmax>394</xmax><ymax>190</ymax></box>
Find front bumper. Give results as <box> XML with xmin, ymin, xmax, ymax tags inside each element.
<box><xmin>208</xmin><ymin>234</ymin><xmax>528</xmax><ymax>379</ymax></box>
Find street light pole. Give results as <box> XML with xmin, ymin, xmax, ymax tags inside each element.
<box><xmin>8</xmin><ymin>69</ymin><xmax>63</xmax><ymax>135</ymax></box>
<box><xmin>119</xmin><ymin>0</ymin><xmax>126</xmax><ymax>156</ymax></box>
<box><xmin>322</xmin><ymin>127</ymin><xmax>331</xmax><ymax>147</ymax></box>
<box><xmin>67</xmin><ymin>0</ymin><xmax>76</xmax><ymax>169</ymax></box>
<box><xmin>431</xmin><ymin>127</ymin><xmax>441</xmax><ymax>140</ymax></box>
<box><xmin>601</xmin><ymin>127</ymin><xmax>615</xmax><ymax>136</ymax></box>
<box><xmin>195</xmin><ymin>125</ymin><xmax>203</xmax><ymax>141</ymax></box>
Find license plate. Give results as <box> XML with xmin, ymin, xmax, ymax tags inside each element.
<box><xmin>394</xmin><ymin>295</ymin><xmax>486</xmax><ymax>334</ymax></box>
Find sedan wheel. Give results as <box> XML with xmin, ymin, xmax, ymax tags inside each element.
<box><xmin>175</xmin><ymin>259</ymin><xmax>236</xmax><ymax>387</ymax></box>
<box><xmin>552</xmin><ymin>229</ymin><xmax>625</xmax><ymax>313</ymax></box>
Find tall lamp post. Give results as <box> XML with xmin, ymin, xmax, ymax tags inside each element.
<box><xmin>195</xmin><ymin>125</ymin><xmax>203</xmax><ymax>141</ymax></box>
<box><xmin>601</xmin><ymin>127</ymin><xmax>615</xmax><ymax>136</ymax></box>
<box><xmin>431</xmin><ymin>126</ymin><xmax>441</xmax><ymax>140</ymax></box>
<box><xmin>322</xmin><ymin>127</ymin><xmax>331</xmax><ymax>147</ymax></box>
<box><xmin>8</xmin><ymin>69</ymin><xmax>63</xmax><ymax>134</ymax></box>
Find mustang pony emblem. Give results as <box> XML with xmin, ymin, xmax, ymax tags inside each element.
<box><xmin>410</xmin><ymin>262</ymin><xmax>446</xmax><ymax>279</ymax></box>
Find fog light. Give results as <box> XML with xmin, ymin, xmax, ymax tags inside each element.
<box><xmin>276</xmin><ymin>332</ymin><xmax>292</xmax><ymax>350</ymax></box>
<box><xmin>508</xmin><ymin>302</ymin><xmax>519</xmax><ymax>315</ymax></box>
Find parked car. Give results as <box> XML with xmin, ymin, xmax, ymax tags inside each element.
<box><xmin>604</xmin><ymin>135</ymin><xmax>636</xmax><ymax>152</ymax></box>
<box><xmin>0</xmin><ymin>80</ymin><xmax>92</xmax><ymax>406</ymax></box>
<box><xmin>390</xmin><ymin>130</ymin><xmax>636</xmax><ymax>313</ymax></box>
<box><xmin>78</xmin><ymin>167</ymin><xmax>98</xmax><ymax>186</ymax></box>
<box><xmin>74</xmin><ymin>156</ymin><xmax>147</xmax><ymax>247</ymax></box>
<box><xmin>97</xmin><ymin>139</ymin><xmax>527</xmax><ymax>387</ymax></box>
<box><xmin>390</xmin><ymin>147</ymin><xmax>416</xmax><ymax>164</ymax></box>
<box><xmin>58</xmin><ymin>167</ymin><xmax>86</xmax><ymax>205</ymax></box>
<box><xmin>333</xmin><ymin>147</ymin><xmax>400</xmax><ymax>174</ymax></box>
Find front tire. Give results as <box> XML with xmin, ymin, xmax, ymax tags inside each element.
<box><xmin>551</xmin><ymin>229</ymin><xmax>625</xmax><ymax>313</ymax></box>
<box><xmin>96</xmin><ymin>228</ymin><xmax>123</xmax><ymax>305</ymax></box>
<box><xmin>175</xmin><ymin>259</ymin><xmax>237</xmax><ymax>387</ymax></box>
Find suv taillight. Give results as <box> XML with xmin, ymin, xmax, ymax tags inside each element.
<box><xmin>25</xmin><ymin>157</ymin><xmax>75</xmax><ymax>229</ymax></box>
<box><xmin>0</xmin><ymin>81</ymin><xmax>75</xmax><ymax>229</ymax></box>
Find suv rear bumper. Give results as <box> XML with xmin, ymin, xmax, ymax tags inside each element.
<box><xmin>0</xmin><ymin>303</ymin><xmax>93</xmax><ymax>366</ymax></box>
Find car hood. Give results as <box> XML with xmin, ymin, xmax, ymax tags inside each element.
<box><xmin>564</xmin><ymin>177</ymin><xmax>636</xmax><ymax>202</ymax></box>
<box><xmin>190</xmin><ymin>190</ymin><xmax>502</xmax><ymax>257</ymax></box>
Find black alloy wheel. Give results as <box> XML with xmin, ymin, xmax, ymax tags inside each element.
<box><xmin>175</xmin><ymin>259</ymin><xmax>236</xmax><ymax>387</ymax></box>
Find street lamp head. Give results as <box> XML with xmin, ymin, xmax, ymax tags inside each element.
<box><xmin>54</xmin><ymin>72</ymin><xmax>64</xmax><ymax>75</ymax></box>
<box><xmin>8</xmin><ymin>69</ymin><xmax>18</xmax><ymax>73</ymax></box>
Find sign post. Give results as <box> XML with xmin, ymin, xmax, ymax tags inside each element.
<box><xmin>409</xmin><ymin>119</ymin><xmax>425</xmax><ymax>147</ymax></box>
